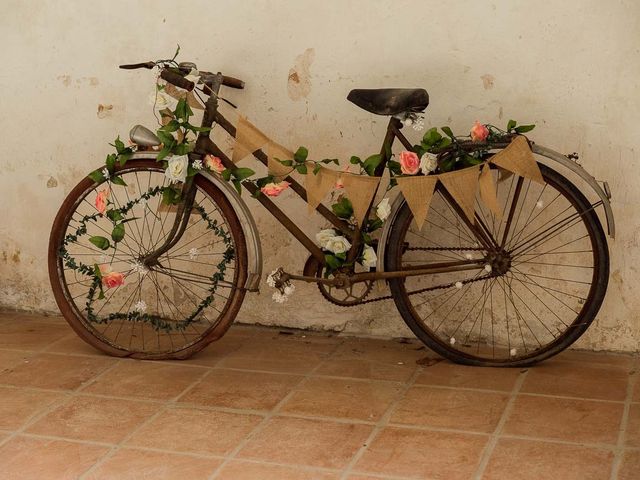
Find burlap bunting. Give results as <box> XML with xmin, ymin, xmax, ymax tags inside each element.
<box><xmin>232</xmin><ymin>116</ymin><xmax>270</xmax><ymax>163</ymax></box>
<box><xmin>342</xmin><ymin>174</ymin><xmax>381</xmax><ymax>226</ymax></box>
<box><xmin>478</xmin><ymin>164</ymin><xmax>502</xmax><ymax>219</ymax></box>
<box><xmin>266</xmin><ymin>141</ymin><xmax>294</xmax><ymax>179</ymax></box>
<box><xmin>396</xmin><ymin>175</ymin><xmax>438</xmax><ymax>230</ymax></box>
<box><xmin>489</xmin><ymin>135</ymin><xmax>543</xmax><ymax>184</ymax></box>
<box><xmin>164</xmin><ymin>84</ymin><xmax>204</xmax><ymax>110</ymax></box>
<box><xmin>438</xmin><ymin>165</ymin><xmax>481</xmax><ymax>222</ymax></box>
<box><xmin>306</xmin><ymin>166</ymin><xmax>338</xmax><ymax>213</ymax></box>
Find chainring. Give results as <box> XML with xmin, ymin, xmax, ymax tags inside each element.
<box><xmin>303</xmin><ymin>255</ymin><xmax>374</xmax><ymax>307</ymax></box>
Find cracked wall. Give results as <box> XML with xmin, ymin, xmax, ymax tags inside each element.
<box><xmin>1</xmin><ymin>0</ymin><xmax>639</xmax><ymax>352</ymax></box>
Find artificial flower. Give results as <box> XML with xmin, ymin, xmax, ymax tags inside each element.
<box><xmin>165</xmin><ymin>155</ymin><xmax>189</xmax><ymax>184</ymax></box>
<box><xmin>192</xmin><ymin>159</ymin><xmax>203</xmax><ymax>170</ymax></box>
<box><xmin>315</xmin><ymin>229</ymin><xmax>337</xmax><ymax>249</ymax></box>
<box><xmin>361</xmin><ymin>245</ymin><xmax>377</xmax><ymax>269</ymax></box>
<box><xmin>376</xmin><ymin>198</ymin><xmax>391</xmax><ymax>221</ymax></box>
<box><xmin>204</xmin><ymin>154</ymin><xmax>225</xmax><ymax>173</ymax></box>
<box><xmin>133</xmin><ymin>300</ymin><xmax>147</xmax><ymax>313</ymax></box>
<box><xmin>272</xmin><ymin>291</ymin><xmax>288</xmax><ymax>303</ymax></box>
<box><xmin>149</xmin><ymin>88</ymin><xmax>178</xmax><ymax>112</ymax></box>
<box><xmin>470</xmin><ymin>121</ymin><xmax>489</xmax><ymax>142</ymax></box>
<box><xmin>398</xmin><ymin>151</ymin><xmax>420</xmax><ymax>175</ymax></box>
<box><xmin>324</xmin><ymin>235</ymin><xmax>351</xmax><ymax>254</ymax></box>
<box><xmin>99</xmin><ymin>264</ymin><xmax>125</xmax><ymax>289</ymax></box>
<box><xmin>419</xmin><ymin>152</ymin><xmax>438</xmax><ymax>174</ymax></box>
<box><xmin>189</xmin><ymin>248</ymin><xmax>199</xmax><ymax>259</ymax></box>
<box><xmin>261</xmin><ymin>181</ymin><xmax>290</xmax><ymax>197</ymax></box>
<box><xmin>95</xmin><ymin>188</ymin><xmax>109</xmax><ymax>215</ymax></box>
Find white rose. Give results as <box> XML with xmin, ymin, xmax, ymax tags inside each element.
<box><xmin>149</xmin><ymin>89</ymin><xmax>178</xmax><ymax>112</ymax></box>
<box><xmin>165</xmin><ymin>155</ymin><xmax>189</xmax><ymax>184</ymax></box>
<box><xmin>376</xmin><ymin>198</ymin><xmax>391</xmax><ymax>222</ymax></box>
<box><xmin>420</xmin><ymin>152</ymin><xmax>438</xmax><ymax>174</ymax></box>
<box><xmin>315</xmin><ymin>229</ymin><xmax>337</xmax><ymax>249</ymax></box>
<box><xmin>324</xmin><ymin>235</ymin><xmax>351</xmax><ymax>254</ymax></box>
<box><xmin>361</xmin><ymin>245</ymin><xmax>378</xmax><ymax>270</ymax></box>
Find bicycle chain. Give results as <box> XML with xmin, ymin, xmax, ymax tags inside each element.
<box><xmin>333</xmin><ymin>244</ymin><xmax>492</xmax><ymax>307</ymax></box>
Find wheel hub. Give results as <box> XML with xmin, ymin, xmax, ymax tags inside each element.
<box><xmin>486</xmin><ymin>250</ymin><xmax>512</xmax><ymax>275</ymax></box>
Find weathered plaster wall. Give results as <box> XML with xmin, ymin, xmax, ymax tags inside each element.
<box><xmin>1</xmin><ymin>0</ymin><xmax>638</xmax><ymax>351</ymax></box>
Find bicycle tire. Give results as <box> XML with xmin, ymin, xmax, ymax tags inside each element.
<box><xmin>385</xmin><ymin>163</ymin><xmax>609</xmax><ymax>367</ymax></box>
<box><xmin>48</xmin><ymin>159</ymin><xmax>248</xmax><ymax>360</ymax></box>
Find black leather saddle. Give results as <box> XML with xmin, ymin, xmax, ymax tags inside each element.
<box><xmin>347</xmin><ymin>88</ymin><xmax>429</xmax><ymax>116</ymax></box>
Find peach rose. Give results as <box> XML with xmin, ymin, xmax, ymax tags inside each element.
<box><xmin>102</xmin><ymin>271</ymin><xmax>125</xmax><ymax>289</ymax></box>
<box><xmin>470</xmin><ymin>121</ymin><xmax>489</xmax><ymax>142</ymax></box>
<box><xmin>260</xmin><ymin>181</ymin><xmax>290</xmax><ymax>197</ymax></box>
<box><xmin>204</xmin><ymin>154</ymin><xmax>225</xmax><ymax>173</ymax></box>
<box><xmin>398</xmin><ymin>151</ymin><xmax>420</xmax><ymax>175</ymax></box>
<box><xmin>98</xmin><ymin>264</ymin><xmax>125</xmax><ymax>289</ymax></box>
<box><xmin>335</xmin><ymin>166</ymin><xmax>350</xmax><ymax>189</ymax></box>
<box><xmin>95</xmin><ymin>188</ymin><xmax>109</xmax><ymax>215</ymax></box>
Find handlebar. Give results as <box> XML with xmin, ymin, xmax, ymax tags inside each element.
<box><xmin>119</xmin><ymin>61</ymin><xmax>245</xmax><ymax>90</ymax></box>
<box><xmin>160</xmin><ymin>69</ymin><xmax>195</xmax><ymax>91</ymax></box>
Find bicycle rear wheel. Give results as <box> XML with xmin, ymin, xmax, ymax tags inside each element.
<box><xmin>48</xmin><ymin>159</ymin><xmax>247</xmax><ymax>359</ymax></box>
<box><xmin>386</xmin><ymin>164</ymin><xmax>609</xmax><ymax>366</ymax></box>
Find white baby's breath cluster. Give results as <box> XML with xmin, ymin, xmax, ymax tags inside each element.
<box><xmin>266</xmin><ymin>269</ymin><xmax>296</xmax><ymax>303</ymax></box>
<box><xmin>129</xmin><ymin>260</ymin><xmax>149</xmax><ymax>277</ymax></box>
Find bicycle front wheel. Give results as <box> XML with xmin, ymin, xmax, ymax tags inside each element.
<box><xmin>48</xmin><ymin>159</ymin><xmax>247</xmax><ymax>359</ymax></box>
<box><xmin>386</xmin><ymin>164</ymin><xmax>609</xmax><ymax>366</ymax></box>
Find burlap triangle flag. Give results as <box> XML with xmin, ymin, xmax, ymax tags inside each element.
<box><xmin>438</xmin><ymin>165</ymin><xmax>481</xmax><ymax>222</ymax></box>
<box><xmin>164</xmin><ymin>84</ymin><xmax>204</xmax><ymax>110</ymax></box>
<box><xmin>266</xmin><ymin>141</ymin><xmax>294</xmax><ymax>179</ymax></box>
<box><xmin>232</xmin><ymin>116</ymin><xmax>270</xmax><ymax>163</ymax></box>
<box><xmin>306</xmin><ymin>166</ymin><xmax>338</xmax><ymax>213</ymax></box>
<box><xmin>342</xmin><ymin>174</ymin><xmax>382</xmax><ymax>226</ymax></box>
<box><xmin>478</xmin><ymin>163</ymin><xmax>502</xmax><ymax>219</ymax></box>
<box><xmin>489</xmin><ymin>136</ymin><xmax>544</xmax><ymax>184</ymax></box>
<box><xmin>396</xmin><ymin>175</ymin><xmax>438</xmax><ymax>230</ymax></box>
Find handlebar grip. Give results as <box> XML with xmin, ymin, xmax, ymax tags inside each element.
<box><xmin>160</xmin><ymin>70</ymin><xmax>195</xmax><ymax>91</ymax></box>
<box><xmin>222</xmin><ymin>75</ymin><xmax>245</xmax><ymax>89</ymax></box>
<box><xmin>119</xmin><ymin>62</ymin><xmax>155</xmax><ymax>70</ymax></box>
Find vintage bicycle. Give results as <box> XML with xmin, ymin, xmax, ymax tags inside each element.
<box><xmin>47</xmin><ymin>56</ymin><xmax>614</xmax><ymax>366</ymax></box>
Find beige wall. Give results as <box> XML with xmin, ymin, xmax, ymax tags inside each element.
<box><xmin>1</xmin><ymin>0</ymin><xmax>638</xmax><ymax>351</ymax></box>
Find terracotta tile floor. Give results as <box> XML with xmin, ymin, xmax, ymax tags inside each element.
<box><xmin>0</xmin><ymin>311</ymin><xmax>638</xmax><ymax>480</ymax></box>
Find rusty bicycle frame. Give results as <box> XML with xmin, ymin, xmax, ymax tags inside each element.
<box><xmin>144</xmin><ymin>68</ymin><xmax>522</xmax><ymax>289</ymax></box>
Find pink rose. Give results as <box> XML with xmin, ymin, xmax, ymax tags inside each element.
<box><xmin>335</xmin><ymin>166</ymin><xmax>350</xmax><ymax>189</ymax></box>
<box><xmin>98</xmin><ymin>264</ymin><xmax>125</xmax><ymax>289</ymax></box>
<box><xmin>204</xmin><ymin>154</ymin><xmax>225</xmax><ymax>173</ymax></box>
<box><xmin>261</xmin><ymin>181</ymin><xmax>291</xmax><ymax>197</ymax></box>
<box><xmin>102</xmin><ymin>271</ymin><xmax>125</xmax><ymax>289</ymax></box>
<box><xmin>95</xmin><ymin>188</ymin><xmax>109</xmax><ymax>215</ymax></box>
<box><xmin>470</xmin><ymin>121</ymin><xmax>489</xmax><ymax>142</ymax></box>
<box><xmin>398</xmin><ymin>151</ymin><xmax>420</xmax><ymax>175</ymax></box>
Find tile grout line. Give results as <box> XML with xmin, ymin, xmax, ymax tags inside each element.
<box><xmin>339</xmin><ymin>363</ymin><xmax>424</xmax><ymax>480</ymax></box>
<box><xmin>77</xmin><ymin>363</ymin><xmax>211</xmax><ymax>479</ymax></box>
<box><xmin>205</xmin><ymin>338</ymin><xmax>347</xmax><ymax>480</ymax></box>
<box><xmin>609</xmin><ymin>359</ymin><xmax>639</xmax><ymax>480</ymax></box>
<box><xmin>472</xmin><ymin>368</ymin><xmax>529</xmax><ymax>480</ymax></box>
<box><xmin>0</xmin><ymin>357</ymin><xmax>124</xmax><ymax>451</ymax></box>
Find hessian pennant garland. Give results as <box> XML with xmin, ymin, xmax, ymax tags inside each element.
<box><xmin>305</xmin><ymin>166</ymin><xmax>338</xmax><ymax>213</ymax></box>
<box><xmin>341</xmin><ymin>174</ymin><xmax>381</xmax><ymax>226</ymax></box>
<box><xmin>232</xmin><ymin>116</ymin><xmax>270</xmax><ymax>163</ymax></box>
<box><xmin>438</xmin><ymin>165</ymin><xmax>481</xmax><ymax>222</ymax></box>
<box><xmin>395</xmin><ymin>175</ymin><xmax>438</xmax><ymax>230</ymax></box>
<box><xmin>266</xmin><ymin>141</ymin><xmax>294</xmax><ymax>179</ymax></box>
<box><xmin>489</xmin><ymin>135</ymin><xmax>544</xmax><ymax>184</ymax></box>
<box><xmin>478</xmin><ymin>163</ymin><xmax>502</xmax><ymax>219</ymax></box>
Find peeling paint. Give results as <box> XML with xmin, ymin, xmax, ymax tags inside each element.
<box><xmin>287</xmin><ymin>48</ymin><xmax>315</xmax><ymax>101</ymax></box>
<box><xmin>97</xmin><ymin>104</ymin><xmax>113</xmax><ymax>119</ymax></box>
<box><xmin>480</xmin><ymin>74</ymin><xmax>495</xmax><ymax>90</ymax></box>
<box><xmin>46</xmin><ymin>176</ymin><xmax>58</xmax><ymax>188</ymax></box>
<box><xmin>58</xmin><ymin>75</ymin><xmax>71</xmax><ymax>87</ymax></box>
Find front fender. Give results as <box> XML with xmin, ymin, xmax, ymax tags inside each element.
<box><xmin>375</xmin><ymin>144</ymin><xmax>615</xmax><ymax>275</ymax></box>
<box><xmin>128</xmin><ymin>152</ymin><xmax>263</xmax><ymax>291</ymax></box>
